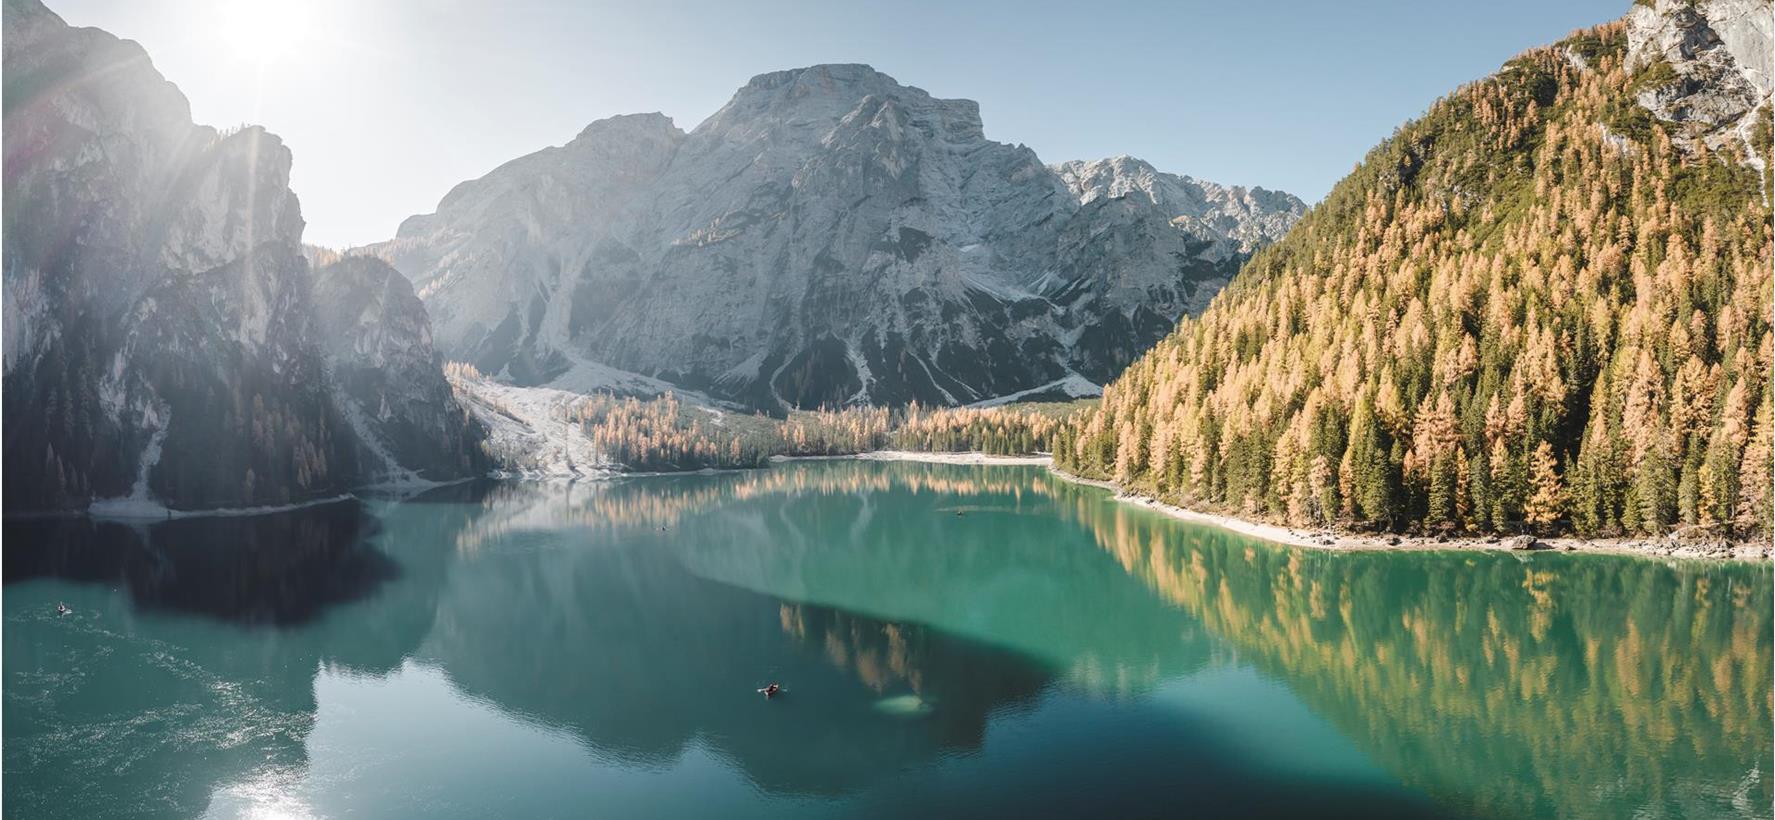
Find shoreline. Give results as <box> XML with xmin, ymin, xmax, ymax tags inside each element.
<box><xmin>1039</xmin><ymin>464</ymin><xmax>1770</xmax><ymax>564</ymax></box>
<box><xmin>16</xmin><ymin>475</ymin><xmax>479</xmax><ymax>522</ymax></box>
<box><xmin>770</xmin><ymin>450</ymin><xmax>1050</xmax><ymax>466</ymax></box>
<box><xmin>788</xmin><ymin>449</ymin><xmax>1769</xmax><ymax>563</ymax></box>
<box><xmin>84</xmin><ymin>492</ymin><xmax>357</xmax><ymax>522</ymax></box>
<box><xmin>77</xmin><ymin>450</ymin><xmax>1758</xmax><ymax>561</ymax></box>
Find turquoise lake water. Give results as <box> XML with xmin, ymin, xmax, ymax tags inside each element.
<box><xmin>4</xmin><ymin>460</ymin><xmax>1769</xmax><ymax>818</ymax></box>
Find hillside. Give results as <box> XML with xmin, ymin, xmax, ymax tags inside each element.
<box><xmin>1059</xmin><ymin>0</ymin><xmax>1773</xmax><ymax>541</ymax></box>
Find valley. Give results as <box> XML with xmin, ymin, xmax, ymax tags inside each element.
<box><xmin>3</xmin><ymin>0</ymin><xmax>1772</xmax><ymax>816</ymax></box>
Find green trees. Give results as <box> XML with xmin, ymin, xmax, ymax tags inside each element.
<box><xmin>1058</xmin><ymin>19</ymin><xmax>1772</xmax><ymax>541</ymax></box>
<box><xmin>1339</xmin><ymin>391</ymin><xmax>1402</xmax><ymax>527</ymax></box>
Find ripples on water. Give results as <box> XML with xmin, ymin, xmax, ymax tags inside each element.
<box><xmin>3</xmin><ymin>462</ymin><xmax>1769</xmax><ymax>819</ymax></box>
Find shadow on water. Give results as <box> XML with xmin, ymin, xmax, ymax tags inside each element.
<box><xmin>1</xmin><ymin>498</ymin><xmax>453</xmax><ymax>818</ymax></box>
<box><xmin>2</xmin><ymin>500</ymin><xmax>395</xmax><ymax>627</ymax></box>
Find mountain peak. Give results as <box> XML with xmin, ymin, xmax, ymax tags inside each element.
<box><xmin>739</xmin><ymin>63</ymin><xmax>900</xmax><ymax>94</ymax></box>
<box><xmin>371</xmin><ymin>63</ymin><xmax>1301</xmax><ymax>411</ymax></box>
<box><xmin>1628</xmin><ymin>0</ymin><xmax>1771</xmax><ymax>94</ymax></box>
<box><xmin>573</xmin><ymin>111</ymin><xmax>682</xmax><ymax>143</ymax></box>
<box><xmin>697</xmin><ymin>63</ymin><xmax>982</xmax><ymax>141</ymax></box>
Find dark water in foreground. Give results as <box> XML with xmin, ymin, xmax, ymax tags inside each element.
<box><xmin>3</xmin><ymin>461</ymin><xmax>1769</xmax><ymax>819</ymax></box>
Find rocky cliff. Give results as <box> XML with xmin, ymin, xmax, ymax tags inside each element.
<box><xmin>366</xmin><ymin>64</ymin><xmax>1303</xmax><ymax>411</ymax></box>
<box><xmin>2</xmin><ymin>0</ymin><xmax>484</xmax><ymax>512</ymax></box>
<box><xmin>1625</xmin><ymin>0</ymin><xmax>1772</xmax><ymax>166</ymax></box>
<box><xmin>310</xmin><ymin>256</ymin><xmax>489</xmax><ymax>483</ymax></box>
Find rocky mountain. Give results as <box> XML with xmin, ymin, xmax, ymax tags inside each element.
<box><xmin>309</xmin><ymin>255</ymin><xmax>489</xmax><ymax>483</ymax></box>
<box><xmin>1059</xmin><ymin>0</ymin><xmax>1773</xmax><ymax>540</ymax></box>
<box><xmin>366</xmin><ymin>64</ymin><xmax>1303</xmax><ymax>411</ymax></box>
<box><xmin>1</xmin><ymin>0</ymin><xmax>484</xmax><ymax>513</ymax></box>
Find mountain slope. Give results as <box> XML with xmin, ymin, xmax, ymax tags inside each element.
<box><xmin>1059</xmin><ymin>0</ymin><xmax>1773</xmax><ymax>541</ymax></box>
<box><xmin>309</xmin><ymin>255</ymin><xmax>490</xmax><ymax>483</ymax></box>
<box><xmin>364</xmin><ymin>64</ymin><xmax>1303</xmax><ymax>411</ymax></box>
<box><xmin>2</xmin><ymin>0</ymin><xmax>485</xmax><ymax>512</ymax></box>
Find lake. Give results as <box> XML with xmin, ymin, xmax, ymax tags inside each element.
<box><xmin>4</xmin><ymin>460</ymin><xmax>1769</xmax><ymax>819</ymax></box>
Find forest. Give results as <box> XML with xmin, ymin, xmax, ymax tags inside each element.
<box><xmin>557</xmin><ymin>391</ymin><xmax>1079</xmax><ymax>471</ymax></box>
<box><xmin>1056</xmin><ymin>22</ymin><xmax>1773</xmax><ymax>540</ymax></box>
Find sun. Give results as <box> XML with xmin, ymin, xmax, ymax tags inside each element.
<box><xmin>216</xmin><ymin>0</ymin><xmax>314</xmax><ymax>64</ymax></box>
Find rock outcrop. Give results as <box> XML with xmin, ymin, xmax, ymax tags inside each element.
<box><xmin>310</xmin><ymin>256</ymin><xmax>489</xmax><ymax>483</ymax></box>
<box><xmin>1626</xmin><ymin>0</ymin><xmax>1773</xmax><ymax>163</ymax></box>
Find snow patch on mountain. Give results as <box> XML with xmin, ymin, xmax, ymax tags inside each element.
<box><xmin>451</xmin><ymin>376</ymin><xmax>615</xmax><ymax>479</ymax></box>
<box><xmin>968</xmin><ymin>373</ymin><xmax>1102</xmax><ymax>407</ymax></box>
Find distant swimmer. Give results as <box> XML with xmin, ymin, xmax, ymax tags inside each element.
<box><xmin>955</xmin><ymin>509</ymin><xmax>964</xmax><ymax>517</ymax></box>
<box><xmin>55</xmin><ymin>602</ymin><xmax>70</xmax><ymax>617</ymax></box>
<box><xmin>758</xmin><ymin>682</ymin><xmax>781</xmax><ymax>699</ymax></box>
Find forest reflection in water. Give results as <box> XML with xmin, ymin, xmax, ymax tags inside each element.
<box><xmin>572</xmin><ymin>461</ymin><xmax>1774</xmax><ymax>818</ymax></box>
<box><xmin>2</xmin><ymin>460</ymin><xmax>1767</xmax><ymax>819</ymax></box>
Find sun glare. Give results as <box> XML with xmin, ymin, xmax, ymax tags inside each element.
<box><xmin>217</xmin><ymin>0</ymin><xmax>313</xmax><ymax>64</ymax></box>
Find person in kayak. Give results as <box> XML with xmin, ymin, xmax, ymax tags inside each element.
<box><xmin>759</xmin><ymin>683</ymin><xmax>781</xmax><ymax>698</ymax></box>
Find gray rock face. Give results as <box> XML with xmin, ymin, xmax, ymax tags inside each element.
<box><xmin>310</xmin><ymin>256</ymin><xmax>490</xmax><ymax>483</ymax></box>
<box><xmin>1</xmin><ymin>0</ymin><xmax>482</xmax><ymax>512</ymax></box>
<box><xmin>1626</xmin><ymin>0</ymin><xmax>1773</xmax><ymax>164</ymax></box>
<box><xmin>1053</xmin><ymin>155</ymin><xmax>1302</xmax><ymax>262</ymax></box>
<box><xmin>367</xmin><ymin>64</ymin><xmax>1303</xmax><ymax>411</ymax></box>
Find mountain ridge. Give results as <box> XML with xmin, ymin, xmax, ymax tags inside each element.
<box><xmin>361</xmin><ymin>62</ymin><xmax>1305</xmax><ymax>411</ymax></box>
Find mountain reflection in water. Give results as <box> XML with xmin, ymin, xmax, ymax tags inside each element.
<box><xmin>3</xmin><ymin>501</ymin><xmax>391</xmax><ymax>626</ymax></box>
<box><xmin>2</xmin><ymin>461</ymin><xmax>1766</xmax><ymax>819</ymax></box>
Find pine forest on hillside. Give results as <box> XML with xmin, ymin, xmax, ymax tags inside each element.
<box><xmin>1058</xmin><ymin>22</ymin><xmax>1774</xmax><ymax>540</ymax></box>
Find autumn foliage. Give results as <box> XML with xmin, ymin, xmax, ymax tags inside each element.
<box><xmin>1058</xmin><ymin>23</ymin><xmax>1773</xmax><ymax>540</ymax></box>
<box><xmin>558</xmin><ymin>392</ymin><xmax>1074</xmax><ymax>471</ymax></box>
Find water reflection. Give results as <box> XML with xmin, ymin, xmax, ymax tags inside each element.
<box><xmin>3</xmin><ymin>461</ymin><xmax>1768</xmax><ymax>819</ymax></box>
<box><xmin>1072</xmin><ymin>493</ymin><xmax>1775</xmax><ymax>819</ymax></box>
<box><xmin>3</xmin><ymin>501</ymin><xmax>392</xmax><ymax>626</ymax></box>
<box><xmin>417</xmin><ymin>534</ymin><xmax>1055</xmax><ymax>796</ymax></box>
<box><xmin>456</xmin><ymin>462</ymin><xmax>1773</xmax><ymax>817</ymax></box>
<box><xmin>2</xmin><ymin>498</ymin><xmax>454</xmax><ymax>818</ymax></box>
<box><xmin>392</xmin><ymin>469</ymin><xmax>1436</xmax><ymax>816</ymax></box>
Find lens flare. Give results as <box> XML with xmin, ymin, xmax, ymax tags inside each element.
<box><xmin>216</xmin><ymin>0</ymin><xmax>313</xmax><ymax>64</ymax></box>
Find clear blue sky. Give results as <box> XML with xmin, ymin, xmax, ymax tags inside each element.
<box><xmin>50</xmin><ymin>0</ymin><xmax>1630</xmax><ymax>248</ymax></box>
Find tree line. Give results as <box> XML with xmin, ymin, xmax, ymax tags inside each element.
<box><xmin>554</xmin><ymin>391</ymin><xmax>1079</xmax><ymax>472</ymax></box>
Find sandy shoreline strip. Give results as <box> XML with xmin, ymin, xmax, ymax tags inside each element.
<box><xmin>1050</xmin><ymin>466</ymin><xmax>1769</xmax><ymax>563</ymax></box>
<box><xmin>804</xmin><ymin>450</ymin><xmax>1769</xmax><ymax>563</ymax></box>
<box><xmin>773</xmin><ymin>450</ymin><xmax>1051</xmax><ymax>466</ymax></box>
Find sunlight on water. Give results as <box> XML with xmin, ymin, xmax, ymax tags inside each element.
<box><xmin>872</xmin><ymin>694</ymin><xmax>934</xmax><ymax>718</ymax></box>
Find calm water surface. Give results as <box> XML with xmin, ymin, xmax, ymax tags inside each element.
<box><xmin>4</xmin><ymin>461</ymin><xmax>1770</xmax><ymax>818</ymax></box>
